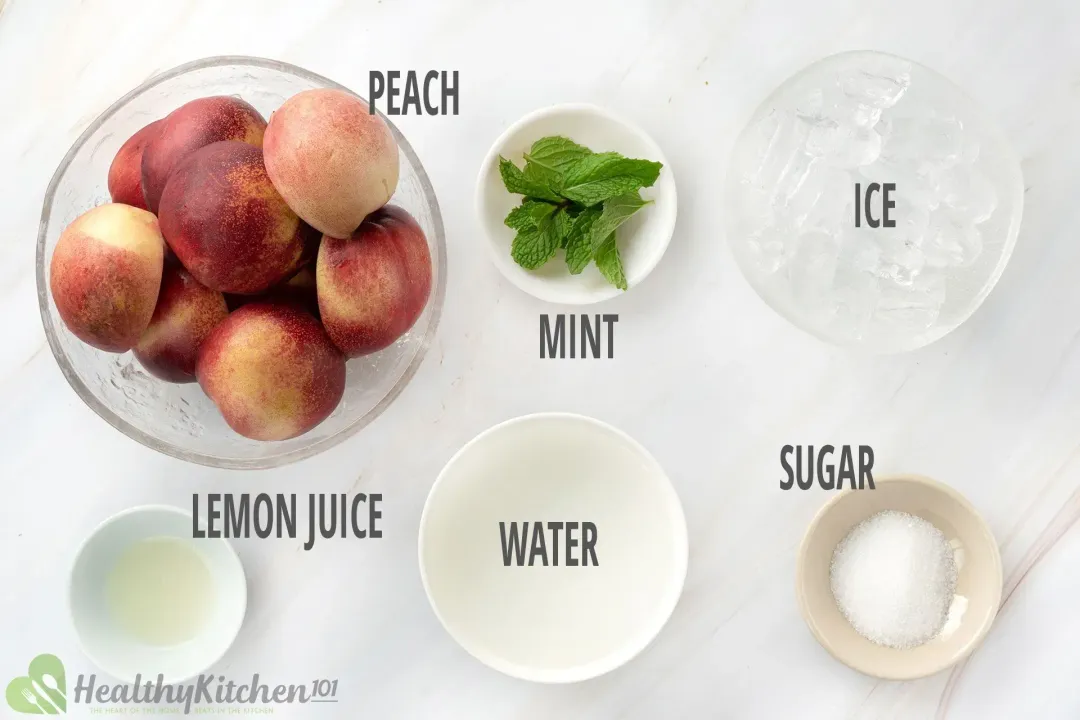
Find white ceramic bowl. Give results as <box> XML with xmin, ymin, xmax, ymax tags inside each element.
<box><xmin>69</xmin><ymin>506</ymin><xmax>247</xmax><ymax>683</ymax></box>
<box><xmin>419</xmin><ymin>413</ymin><xmax>688</xmax><ymax>683</ymax></box>
<box><xmin>476</xmin><ymin>104</ymin><xmax>677</xmax><ymax>304</ymax></box>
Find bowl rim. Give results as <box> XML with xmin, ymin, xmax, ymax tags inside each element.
<box><xmin>36</xmin><ymin>55</ymin><xmax>447</xmax><ymax>469</ymax></box>
<box><xmin>474</xmin><ymin>102</ymin><xmax>678</xmax><ymax>305</ymax></box>
<box><xmin>795</xmin><ymin>472</ymin><xmax>1004</xmax><ymax>680</ymax></box>
<box><xmin>416</xmin><ymin>411</ymin><xmax>689</xmax><ymax>683</ymax></box>
<box><xmin>67</xmin><ymin>504</ymin><xmax>247</xmax><ymax>685</ymax></box>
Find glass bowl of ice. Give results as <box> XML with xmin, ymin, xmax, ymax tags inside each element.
<box><xmin>725</xmin><ymin>50</ymin><xmax>1023</xmax><ymax>353</ymax></box>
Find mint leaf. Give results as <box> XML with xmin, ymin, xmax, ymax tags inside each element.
<box><xmin>505</xmin><ymin>199</ymin><xmax>557</xmax><ymax>231</ymax></box>
<box><xmin>588</xmin><ymin>191</ymin><xmax>649</xmax><ymax>249</ymax></box>
<box><xmin>522</xmin><ymin>137</ymin><xmax>593</xmax><ymax>192</ymax></box>
<box><xmin>565</xmin><ymin>193</ymin><xmax>646</xmax><ymax>276</ymax></box>
<box><xmin>553</xmin><ymin>207</ymin><xmax>575</xmax><ymax>248</ymax></box>
<box><xmin>559</xmin><ymin>153</ymin><xmax>662</xmax><ymax>206</ymax></box>
<box><xmin>523</xmin><ymin>161</ymin><xmax>562</xmax><ymax>193</ymax></box>
<box><xmin>564</xmin><ymin>206</ymin><xmax>603</xmax><ymax>274</ymax></box>
<box><xmin>511</xmin><ymin>214</ymin><xmax>560</xmax><ymax>269</ymax></box>
<box><xmin>594</xmin><ymin>233</ymin><xmax>627</xmax><ymax>290</ymax></box>
<box><xmin>525</xmin><ymin>136</ymin><xmax>593</xmax><ymax>175</ymax></box>
<box><xmin>498</xmin><ymin>156</ymin><xmax>561</xmax><ymax>202</ymax></box>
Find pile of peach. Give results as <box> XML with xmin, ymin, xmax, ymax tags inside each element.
<box><xmin>49</xmin><ymin>90</ymin><xmax>432</xmax><ymax>441</ymax></box>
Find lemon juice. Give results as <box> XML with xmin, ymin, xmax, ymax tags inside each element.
<box><xmin>106</xmin><ymin>537</ymin><xmax>215</xmax><ymax>646</ymax></box>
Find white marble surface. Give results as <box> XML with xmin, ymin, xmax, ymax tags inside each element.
<box><xmin>1</xmin><ymin>0</ymin><xmax>1078</xmax><ymax>717</ymax></box>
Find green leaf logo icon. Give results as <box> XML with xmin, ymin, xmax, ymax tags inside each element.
<box><xmin>5</xmin><ymin>654</ymin><xmax>66</xmax><ymax>714</ymax></box>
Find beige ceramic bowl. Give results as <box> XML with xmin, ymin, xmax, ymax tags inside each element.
<box><xmin>796</xmin><ymin>474</ymin><xmax>1002</xmax><ymax>680</ymax></box>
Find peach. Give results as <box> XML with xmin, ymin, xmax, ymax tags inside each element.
<box><xmin>107</xmin><ymin>119</ymin><xmax>162</xmax><ymax>210</ymax></box>
<box><xmin>225</xmin><ymin>264</ymin><xmax>320</xmax><ymax>318</ymax></box>
<box><xmin>274</xmin><ymin>265</ymin><xmax>319</xmax><ymax>316</ymax></box>
<box><xmin>134</xmin><ymin>265</ymin><xmax>228</xmax><ymax>382</ymax></box>
<box><xmin>317</xmin><ymin>205</ymin><xmax>431</xmax><ymax>357</ymax></box>
<box><xmin>141</xmin><ymin>96</ymin><xmax>266</xmax><ymax>213</ymax></box>
<box><xmin>264</xmin><ymin>88</ymin><xmax>399</xmax><ymax>238</ymax></box>
<box><xmin>49</xmin><ymin>203</ymin><xmax>164</xmax><ymax>352</ymax></box>
<box><xmin>158</xmin><ymin>140</ymin><xmax>313</xmax><ymax>294</ymax></box>
<box><xmin>196</xmin><ymin>303</ymin><xmax>345</xmax><ymax>441</ymax></box>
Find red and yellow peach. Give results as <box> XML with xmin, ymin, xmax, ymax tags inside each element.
<box><xmin>107</xmin><ymin>119</ymin><xmax>162</xmax><ymax>210</ymax></box>
<box><xmin>49</xmin><ymin>203</ymin><xmax>165</xmax><ymax>352</ymax></box>
<box><xmin>196</xmin><ymin>303</ymin><xmax>345</xmax><ymax>441</ymax></box>
<box><xmin>141</xmin><ymin>96</ymin><xmax>266</xmax><ymax>213</ymax></box>
<box><xmin>158</xmin><ymin>140</ymin><xmax>312</xmax><ymax>295</ymax></box>
<box><xmin>263</xmin><ymin>88</ymin><xmax>399</xmax><ymax>238</ymax></box>
<box><xmin>317</xmin><ymin>205</ymin><xmax>431</xmax><ymax>356</ymax></box>
<box><xmin>134</xmin><ymin>265</ymin><xmax>228</xmax><ymax>382</ymax></box>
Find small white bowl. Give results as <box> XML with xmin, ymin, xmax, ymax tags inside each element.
<box><xmin>797</xmin><ymin>475</ymin><xmax>1002</xmax><ymax>680</ymax></box>
<box><xmin>476</xmin><ymin>104</ymin><xmax>677</xmax><ymax>304</ymax></box>
<box><xmin>69</xmin><ymin>505</ymin><xmax>247</xmax><ymax>683</ymax></box>
<box><xmin>419</xmin><ymin>413</ymin><xmax>688</xmax><ymax>683</ymax></box>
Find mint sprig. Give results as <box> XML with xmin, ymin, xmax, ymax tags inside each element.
<box><xmin>498</xmin><ymin>135</ymin><xmax>662</xmax><ymax>290</ymax></box>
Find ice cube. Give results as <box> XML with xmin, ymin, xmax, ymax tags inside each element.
<box><xmin>801</xmin><ymin>168</ymin><xmax>853</xmax><ymax>233</ymax></box>
<box><xmin>736</xmin><ymin>183</ymin><xmax>775</xmax><ymax>234</ymax></box>
<box><xmin>839</xmin><ymin>55</ymin><xmax>912</xmax><ymax>109</ymax></box>
<box><xmin>830</xmin><ymin>252</ymin><xmax>881</xmax><ymax>339</ymax></box>
<box><xmin>805</xmin><ymin>118</ymin><xmax>842</xmax><ymax>158</ymax></box>
<box><xmin>923</xmin><ymin>211</ymin><xmax>983</xmax><ymax>268</ymax></box>
<box><xmin>775</xmin><ymin>150</ymin><xmax>821</xmax><ymax>208</ymax></box>
<box><xmin>747</xmin><ymin>231</ymin><xmax>790</xmax><ymax>274</ymax></box>
<box><xmin>849</xmin><ymin>103</ymin><xmax>883</xmax><ymax>130</ymax></box>
<box><xmin>935</xmin><ymin>167</ymin><xmax>997</xmax><ymax>224</ymax></box>
<box><xmin>749</xmin><ymin>113</ymin><xmax>810</xmax><ymax>190</ymax></box>
<box><xmin>960</xmin><ymin>134</ymin><xmax>981</xmax><ymax>164</ymax></box>
<box><xmin>830</xmin><ymin>290</ymin><xmax>876</xmax><ymax>340</ymax></box>
<box><xmin>842</xmin><ymin>226</ymin><xmax>883</xmax><ymax>275</ymax></box>
<box><xmin>788</xmin><ymin>230</ymin><xmax>840</xmax><ymax>303</ymax></box>
<box><xmin>799</xmin><ymin>86</ymin><xmax>883</xmax><ymax>130</ymax></box>
<box><xmin>895</xmin><ymin>203</ymin><xmax>931</xmax><ymax>244</ymax></box>
<box><xmin>785</xmin><ymin>159</ymin><xmax>851</xmax><ymax>230</ymax></box>
<box><xmin>874</xmin><ymin>274</ymin><xmax>946</xmax><ymax>329</ymax></box>
<box><xmin>807</xmin><ymin>123</ymin><xmax>883</xmax><ymax>168</ymax></box>
<box><xmin>738</xmin><ymin>110</ymin><xmax>781</xmax><ymax>179</ymax></box>
<box><xmin>880</xmin><ymin>115</ymin><xmax>964</xmax><ymax>173</ymax></box>
<box><xmin>860</xmin><ymin>157</ymin><xmax>939</xmax><ymax>212</ymax></box>
<box><xmin>874</xmin><ymin>233</ymin><xmax>926</xmax><ymax>286</ymax></box>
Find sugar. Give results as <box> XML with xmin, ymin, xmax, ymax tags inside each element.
<box><xmin>829</xmin><ymin>510</ymin><xmax>958</xmax><ymax>649</ymax></box>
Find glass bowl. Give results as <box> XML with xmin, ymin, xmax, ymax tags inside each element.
<box><xmin>36</xmin><ymin>56</ymin><xmax>446</xmax><ymax>469</ymax></box>
<box><xmin>725</xmin><ymin>50</ymin><xmax>1023</xmax><ymax>353</ymax></box>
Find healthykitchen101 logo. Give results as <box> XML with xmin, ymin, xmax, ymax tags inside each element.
<box><xmin>7</xmin><ymin>654</ymin><xmax>340</xmax><ymax>715</ymax></box>
<box><xmin>6</xmin><ymin>654</ymin><xmax>66</xmax><ymax>714</ymax></box>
